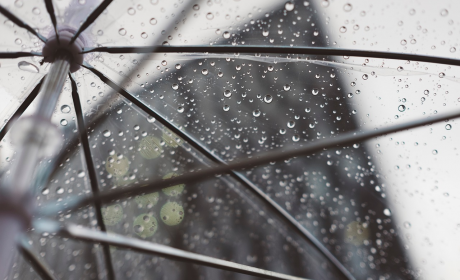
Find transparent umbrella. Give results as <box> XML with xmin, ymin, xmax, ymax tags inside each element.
<box><xmin>0</xmin><ymin>0</ymin><xmax>458</xmax><ymax>280</ymax></box>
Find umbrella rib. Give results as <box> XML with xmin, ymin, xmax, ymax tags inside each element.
<box><xmin>0</xmin><ymin>51</ymin><xmax>42</xmax><ymax>58</ymax></box>
<box><xmin>43</xmin><ymin>0</ymin><xmax>59</xmax><ymax>44</ymax></box>
<box><xmin>82</xmin><ymin>63</ymin><xmax>356</xmax><ymax>280</ymax></box>
<box><xmin>82</xmin><ymin>45</ymin><xmax>460</xmax><ymax>67</ymax></box>
<box><xmin>18</xmin><ymin>238</ymin><xmax>57</xmax><ymax>280</ymax></box>
<box><xmin>57</xmin><ymin>224</ymin><xmax>311</xmax><ymax>280</ymax></box>
<box><xmin>50</xmin><ymin>108</ymin><xmax>460</xmax><ymax>213</ymax></box>
<box><xmin>69</xmin><ymin>0</ymin><xmax>113</xmax><ymax>45</ymax></box>
<box><xmin>0</xmin><ymin>77</ymin><xmax>44</xmax><ymax>141</ymax></box>
<box><xmin>0</xmin><ymin>5</ymin><xmax>47</xmax><ymax>43</ymax></box>
<box><xmin>69</xmin><ymin>74</ymin><xmax>116</xmax><ymax>280</ymax></box>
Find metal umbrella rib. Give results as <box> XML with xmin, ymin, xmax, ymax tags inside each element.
<box><xmin>68</xmin><ymin>0</ymin><xmax>114</xmax><ymax>45</ymax></box>
<box><xmin>0</xmin><ymin>77</ymin><xmax>44</xmax><ymax>141</ymax></box>
<box><xmin>69</xmin><ymin>75</ymin><xmax>115</xmax><ymax>280</ymax></box>
<box><xmin>83</xmin><ymin>62</ymin><xmax>356</xmax><ymax>280</ymax></box>
<box><xmin>0</xmin><ymin>5</ymin><xmax>47</xmax><ymax>43</ymax></box>
<box><xmin>18</xmin><ymin>238</ymin><xmax>57</xmax><ymax>280</ymax></box>
<box><xmin>43</xmin><ymin>107</ymin><xmax>460</xmax><ymax>213</ymax></box>
<box><xmin>82</xmin><ymin>45</ymin><xmax>460</xmax><ymax>67</ymax></box>
<box><xmin>54</xmin><ymin>223</ymin><xmax>311</xmax><ymax>280</ymax></box>
<box><xmin>43</xmin><ymin>0</ymin><xmax>59</xmax><ymax>44</ymax></box>
<box><xmin>0</xmin><ymin>52</ymin><xmax>41</xmax><ymax>59</ymax></box>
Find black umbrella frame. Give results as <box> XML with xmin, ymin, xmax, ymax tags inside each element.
<box><xmin>0</xmin><ymin>1</ymin><xmax>457</xmax><ymax>280</ymax></box>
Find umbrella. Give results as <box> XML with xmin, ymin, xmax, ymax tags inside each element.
<box><xmin>0</xmin><ymin>0</ymin><xmax>458</xmax><ymax>279</ymax></box>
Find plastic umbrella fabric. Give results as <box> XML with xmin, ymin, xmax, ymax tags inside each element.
<box><xmin>0</xmin><ymin>0</ymin><xmax>458</xmax><ymax>280</ymax></box>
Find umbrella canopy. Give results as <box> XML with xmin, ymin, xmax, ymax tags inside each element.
<box><xmin>0</xmin><ymin>0</ymin><xmax>458</xmax><ymax>280</ymax></box>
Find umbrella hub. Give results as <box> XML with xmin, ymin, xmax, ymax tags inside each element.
<box><xmin>42</xmin><ymin>29</ymin><xmax>86</xmax><ymax>73</ymax></box>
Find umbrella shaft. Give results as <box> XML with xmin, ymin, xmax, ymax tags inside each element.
<box><xmin>0</xmin><ymin>53</ymin><xmax>70</xmax><ymax>278</ymax></box>
<box><xmin>37</xmin><ymin>52</ymin><xmax>71</xmax><ymax>119</ymax></box>
<box><xmin>0</xmin><ymin>216</ymin><xmax>22</xmax><ymax>279</ymax></box>
<box><xmin>6</xmin><ymin>52</ymin><xmax>71</xmax><ymax>195</ymax></box>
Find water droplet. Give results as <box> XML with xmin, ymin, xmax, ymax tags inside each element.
<box><xmin>78</xmin><ymin>170</ymin><xmax>85</xmax><ymax>178</ymax></box>
<box><xmin>439</xmin><ymin>72</ymin><xmax>445</xmax><ymax>78</ymax></box>
<box><xmin>150</xmin><ymin>18</ymin><xmax>157</xmax><ymax>25</ymax></box>
<box><xmin>311</xmin><ymin>88</ymin><xmax>319</xmax><ymax>95</ymax></box>
<box><xmin>97</xmin><ymin>30</ymin><xmax>103</xmax><ymax>36</ymax></box>
<box><xmin>305</xmin><ymin>107</ymin><xmax>311</xmax><ymax>113</ymax></box>
<box><xmin>403</xmin><ymin>221</ymin><xmax>411</xmax><ymax>228</ymax></box>
<box><xmin>18</xmin><ymin>61</ymin><xmax>39</xmax><ymax>73</ymax></box>
<box><xmin>223</xmin><ymin>31</ymin><xmax>231</xmax><ymax>39</ymax></box>
<box><xmin>175</xmin><ymin>64</ymin><xmax>181</xmax><ymax>69</ymax></box>
<box><xmin>383</xmin><ymin>208</ymin><xmax>391</xmax><ymax>216</ymax></box>
<box><xmin>287</xmin><ymin>120</ymin><xmax>295</xmax><ymax>128</ymax></box>
<box><xmin>103</xmin><ymin>130</ymin><xmax>112</xmax><ymax>137</ymax></box>
<box><xmin>450</xmin><ymin>47</ymin><xmax>456</xmax><ymax>53</ymax></box>
<box><xmin>321</xmin><ymin>0</ymin><xmax>329</xmax><ymax>8</ymax></box>
<box><xmin>60</xmin><ymin>119</ymin><xmax>68</xmax><ymax>126</ymax></box>
<box><xmin>362</xmin><ymin>74</ymin><xmax>368</xmax><ymax>80</ymax></box>
<box><xmin>14</xmin><ymin>0</ymin><xmax>23</xmax><ymax>8</ymax></box>
<box><xmin>41</xmin><ymin>188</ymin><xmax>49</xmax><ymax>195</ymax></box>
<box><xmin>118</xmin><ymin>28</ymin><xmax>127</xmax><ymax>36</ymax></box>
<box><xmin>56</xmin><ymin>187</ymin><xmax>64</xmax><ymax>194</ymax></box>
<box><xmin>253</xmin><ymin>109</ymin><xmax>261</xmax><ymax>117</ymax></box>
<box><xmin>424</xmin><ymin>90</ymin><xmax>430</xmax><ymax>95</ymax></box>
<box><xmin>223</xmin><ymin>90</ymin><xmax>232</xmax><ymax>98</ymax></box>
<box><xmin>134</xmin><ymin>125</ymin><xmax>140</xmax><ymax>131</ymax></box>
<box><xmin>440</xmin><ymin>9</ymin><xmax>448</xmax><ymax>17</ymax></box>
<box><xmin>193</xmin><ymin>4</ymin><xmax>200</xmax><ymax>10</ymax></box>
<box><xmin>264</xmin><ymin>95</ymin><xmax>273</xmax><ymax>104</ymax></box>
<box><xmin>339</xmin><ymin>26</ymin><xmax>347</xmax><ymax>33</ymax></box>
<box><xmin>172</xmin><ymin>83</ymin><xmax>179</xmax><ymax>90</ymax></box>
<box><xmin>223</xmin><ymin>105</ymin><xmax>230</xmax><ymax>112</ymax></box>
<box><xmin>262</xmin><ymin>29</ymin><xmax>269</xmax><ymax>36</ymax></box>
<box><xmin>201</xmin><ymin>69</ymin><xmax>208</xmax><ymax>75</ymax></box>
<box><xmin>285</xmin><ymin>2</ymin><xmax>294</xmax><ymax>11</ymax></box>
<box><xmin>343</xmin><ymin>3</ymin><xmax>352</xmax><ymax>12</ymax></box>
<box><xmin>398</xmin><ymin>105</ymin><xmax>406</xmax><ymax>112</ymax></box>
<box><xmin>141</xmin><ymin>32</ymin><xmax>148</xmax><ymax>39</ymax></box>
<box><xmin>409</xmin><ymin>9</ymin><xmax>416</xmax><ymax>15</ymax></box>
<box><xmin>292</xmin><ymin>134</ymin><xmax>300</xmax><ymax>142</ymax></box>
<box><xmin>445</xmin><ymin>124</ymin><xmax>452</xmax><ymax>130</ymax></box>
<box><xmin>284</xmin><ymin>84</ymin><xmax>291</xmax><ymax>91</ymax></box>
<box><xmin>401</xmin><ymin>39</ymin><xmax>407</xmax><ymax>45</ymax></box>
<box><xmin>177</xmin><ymin>106</ymin><xmax>184</xmax><ymax>113</ymax></box>
<box><xmin>32</xmin><ymin>7</ymin><xmax>40</xmax><ymax>15</ymax></box>
<box><xmin>432</xmin><ymin>149</ymin><xmax>438</xmax><ymax>155</ymax></box>
<box><xmin>397</xmin><ymin>66</ymin><xmax>404</xmax><ymax>72</ymax></box>
<box><xmin>128</xmin><ymin>7</ymin><xmax>136</xmax><ymax>15</ymax></box>
<box><xmin>206</xmin><ymin>12</ymin><xmax>214</xmax><ymax>19</ymax></box>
